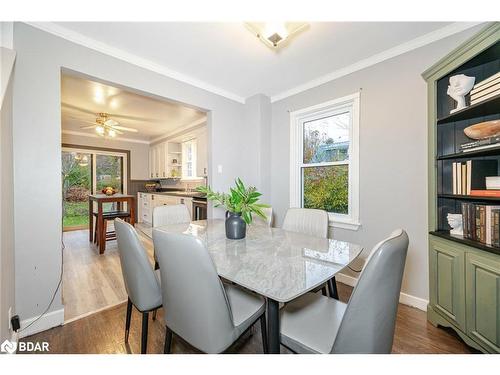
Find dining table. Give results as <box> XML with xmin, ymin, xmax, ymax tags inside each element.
<box><xmin>138</xmin><ymin>219</ymin><xmax>363</xmax><ymax>354</ymax></box>
<box><xmin>89</xmin><ymin>193</ymin><xmax>136</xmax><ymax>254</ymax></box>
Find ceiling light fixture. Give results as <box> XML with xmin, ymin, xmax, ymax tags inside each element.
<box><xmin>245</xmin><ymin>22</ymin><xmax>308</xmax><ymax>50</ymax></box>
<box><xmin>95</xmin><ymin>125</ymin><xmax>105</xmax><ymax>135</ymax></box>
<box><xmin>107</xmin><ymin>129</ymin><xmax>116</xmax><ymax>138</ymax></box>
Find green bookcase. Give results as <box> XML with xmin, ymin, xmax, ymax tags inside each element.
<box><xmin>423</xmin><ymin>23</ymin><xmax>500</xmax><ymax>353</ymax></box>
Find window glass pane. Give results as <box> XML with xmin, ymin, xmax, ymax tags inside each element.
<box><xmin>303</xmin><ymin>112</ymin><xmax>350</xmax><ymax>164</ymax></box>
<box><xmin>62</xmin><ymin>151</ymin><xmax>91</xmax><ymax>229</ymax></box>
<box><xmin>96</xmin><ymin>154</ymin><xmax>123</xmax><ymax>193</ymax></box>
<box><xmin>303</xmin><ymin>165</ymin><xmax>348</xmax><ymax>215</ymax></box>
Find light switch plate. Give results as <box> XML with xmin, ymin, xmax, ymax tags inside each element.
<box><xmin>217</xmin><ymin>165</ymin><xmax>223</xmax><ymax>173</ymax></box>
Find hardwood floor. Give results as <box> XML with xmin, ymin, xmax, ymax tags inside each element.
<box><xmin>25</xmin><ymin>281</ymin><xmax>477</xmax><ymax>354</ymax></box>
<box><xmin>62</xmin><ymin>228</ymin><xmax>154</xmax><ymax>321</ymax></box>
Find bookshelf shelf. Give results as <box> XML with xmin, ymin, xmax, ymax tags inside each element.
<box><xmin>436</xmin><ymin>93</ymin><xmax>500</xmax><ymax>125</ymax></box>
<box><xmin>438</xmin><ymin>194</ymin><xmax>500</xmax><ymax>202</ymax></box>
<box><xmin>438</xmin><ymin>146</ymin><xmax>500</xmax><ymax>160</ymax></box>
<box><xmin>430</xmin><ymin>230</ymin><xmax>500</xmax><ymax>256</ymax></box>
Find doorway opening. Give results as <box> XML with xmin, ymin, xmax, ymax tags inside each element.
<box><xmin>60</xmin><ymin>69</ymin><xmax>209</xmax><ymax>322</ymax></box>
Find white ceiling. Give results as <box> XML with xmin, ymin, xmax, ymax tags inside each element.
<box><xmin>61</xmin><ymin>73</ymin><xmax>207</xmax><ymax>142</ymax></box>
<box><xmin>51</xmin><ymin>22</ymin><xmax>473</xmax><ymax>101</ymax></box>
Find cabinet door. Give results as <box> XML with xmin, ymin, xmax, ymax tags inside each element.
<box><xmin>196</xmin><ymin>132</ymin><xmax>208</xmax><ymax>177</ymax></box>
<box><xmin>466</xmin><ymin>252</ymin><xmax>500</xmax><ymax>352</ymax></box>
<box><xmin>158</xmin><ymin>143</ymin><xmax>167</xmax><ymax>178</ymax></box>
<box><xmin>429</xmin><ymin>238</ymin><xmax>466</xmax><ymax>330</ymax></box>
<box><xmin>149</xmin><ymin>147</ymin><xmax>158</xmax><ymax>179</ymax></box>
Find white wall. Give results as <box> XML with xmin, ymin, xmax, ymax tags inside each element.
<box><xmin>61</xmin><ymin>133</ymin><xmax>150</xmax><ymax>180</ymax></box>
<box><xmin>0</xmin><ymin>46</ymin><xmax>16</xmax><ymax>341</ymax></box>
<box><xmin>270</xmin><ymin>26</ymin><xmax>484</xmax><ymax>302</ymax></box>
<box><xmin>12</xmin><ymin>23</ymin><xmax>261</xmax><ymax>333</ymax></box>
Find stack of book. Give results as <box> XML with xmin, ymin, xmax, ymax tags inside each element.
<box><xmin>461</xmin><ymin>202</ymin><xmax>500</xmax><ymax>246</ymax></box>
<box><xmin>452</xmin><ymin>159</ymin><xmax>497</xmax><ymax>195</ymax></box>
<box><xmin>460</xmin><ymin>135</ymin><xmax>500</xmax><ymax>152</ymax></box>
<box><xmin>470</xmin><ymin>72</ymin><xmax>500</xmax><ymax>106</ymax></box>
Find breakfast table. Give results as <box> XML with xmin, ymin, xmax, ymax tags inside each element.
<box><xmin>138</xmin><ymin>219</ymin><xmax>363</xmax><ymax>353</ymax></box>
<box><xmin>89</xmin><ymin>193</ymin><xmax>135</xmax><ymax>254</ymax></box>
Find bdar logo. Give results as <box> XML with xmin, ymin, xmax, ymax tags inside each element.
<box><xmin>1</xmin><ymin>339</ymin><xmax>17</xmax><ymax>354</ymax></box>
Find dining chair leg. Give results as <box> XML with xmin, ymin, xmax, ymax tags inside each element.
<box><xmin>328</xmin><ymin>277</ymin><xmax>339</xmax><ymax>300</ymax></box>
<box><xmin>152</xmin><ymin>309</ymin><xmax>157</xmax><ymax>321</ymax></box>
<box><xmin>125</xmin><ymin>298</ymin><xmax>132</xmax><ymax>343</ymax></box>
<box><xmin>141</xmin><ymin>312</ymin><xmax>149</xmax><ymax>354</ymax></box>
<box><xmin>321</xmin><ymin>286</ymin><xmax>328</xmax><ymax>296</ymax></box>
<box><xmin>164</xmin><ymin>327</ymin><xmax>173</xmax><ymax>354</ymax></box>
<box><xmin>259</xmin><ymin>314</ymin><xmax>268</xmax><ymax>354</ymax></box>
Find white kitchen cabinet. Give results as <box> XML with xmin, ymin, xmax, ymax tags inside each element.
<box><xmin>137</xmin><ymin>192</ymin><xmax>153</xmax><ymax>224</ymax></box>
<box><xmin>196</xmin><ymin>129</ymin><xmax>208</xmax><ymax>177</ymax></box>
<box><xmin>149</xmin><ymin>144</ymin><xmax>166</xmax><ymax>179</ymax></box>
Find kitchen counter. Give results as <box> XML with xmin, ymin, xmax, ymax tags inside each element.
<box><xmin>139</xmin><ymin>190</ymin><xmax>207</xmax><ymax>199</ymax></box>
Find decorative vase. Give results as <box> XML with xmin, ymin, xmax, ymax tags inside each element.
<box><xmin>225</xmin><ymin>211</ymin><xmax>246</xmax><ymax>239</ymax></box>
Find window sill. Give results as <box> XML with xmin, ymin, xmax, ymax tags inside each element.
<box><xmin>329</xmin><ymin>219</ymin><xmax>361</xmax><ymax>231</ymax></box>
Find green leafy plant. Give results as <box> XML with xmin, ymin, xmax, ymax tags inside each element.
<box><xmin>197</xmin><ymin>178</ymin><xmax>270</xmax><ymax>224</ymax></box>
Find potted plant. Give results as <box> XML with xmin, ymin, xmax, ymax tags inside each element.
<box><xmin>197</xmin><ymin>178</ymin><xmax>269</xmax><ymax>239</ymax></box>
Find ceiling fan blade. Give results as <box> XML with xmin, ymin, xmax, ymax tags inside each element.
<box><xmin>112</xmin><ymin>125</ymin><xmax>139</xmax><ymax>133</ymax></box>
<box><xmin>104</xmin><ymin>118</ymin><xmax>119</xmax><ymax>126</ymax></box>
<box><xmin>80</xmin><ymin>125</ymin><xmax>96</xmax><ymax>130</ymax></box>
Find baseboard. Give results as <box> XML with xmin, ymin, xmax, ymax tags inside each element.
<box><xmin>335</xmin><ymin>273</ymin><xmax>429</xmax><ymax>311</ymax></box>
<box><xmin>18</xmin><ymin>308</ymin><xmax>64</xmax><ymax>339</ymax></box>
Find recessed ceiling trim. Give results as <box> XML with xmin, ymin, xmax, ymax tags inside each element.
<box><xmin>62</xmin><ymin>129</ymin><xmax>151</xmax><ymax>144</ymax></box>
<box><xmin>24</xmin><ymin>22</ymin><xmax>246</xmax><ymax>104</ymax></box>
<box><xmin>270</xmin><ymin>22</ymin><xmax>485</xmax><ymax>103</ymax></box>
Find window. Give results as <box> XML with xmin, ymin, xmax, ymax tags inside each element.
<box><xmin>290</xmin><ymin>93</ymin><xmax>360</xmax><ymax>230</ymax></box>
<box><xmin>182</xmin><ymin>139</ymin><xmax>198</xmax><ymax>179</ymax></box>
<box><xmin>61</xmin><ymin>147</ymin><xmax>127</xmax><ymax>230</ymax></box>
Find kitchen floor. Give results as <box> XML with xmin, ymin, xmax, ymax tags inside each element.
<box><xmin>62</xmin><ymin>227</ymin><xmax>155</xmax><ymax>322</ymax></box>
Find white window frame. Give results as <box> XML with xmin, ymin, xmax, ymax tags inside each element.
<box><xmin>181</xmin><ymin>139</ymin><xmax>198</xmax><ymax>180</ymax></box>
<box><xmin>289</xmin><ymin>93</ymin><xmax>360</xmax><ymax>230</ymax></box>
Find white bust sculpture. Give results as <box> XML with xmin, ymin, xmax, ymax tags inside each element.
<box><xmin>447</xmin><ymin>74</ymin><xmax>475</xmax><ymax>114</ymax></box>
<box><xmin>447</xmin><ymin>213</ymin><xmax>464</xmax><ymax>236</ymax></box>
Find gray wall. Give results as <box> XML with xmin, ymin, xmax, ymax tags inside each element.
<box><xmin>12</xmin><ymin>23</ymin><xmax>261</xmax><ymax>328</ymax></box>
<box><xmin>270</xmin><ymin>26</ymin><xmax>483</xmax><ymax>301</ymax></box>
<box><xmin>0</xmin><ymin>47</ymin><xmax>16</xmax><ymax>341</ymax></box>
<box><xmin>61</xmin><ymin>133</ymin><xmax>150</xmax><ymax>180</ymax></box>
<box><xmin>244</xmin><ymin>94</ymin><xmax>272</xmax><ymax>203</ymax></box>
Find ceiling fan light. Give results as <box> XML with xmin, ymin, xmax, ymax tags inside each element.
<box><xmin>107</xmin><ymin>128</ymin><xmax>117</xmax><ymax>138</ymax></box>
<box><xmin>96</xmin><ymin>125</ymin><xmax>105</xmax><ymax>135</ymax></box>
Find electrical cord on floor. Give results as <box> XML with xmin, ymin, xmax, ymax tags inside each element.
<box><xmin>18</xmin><ymin>215</ymin><xmax>65</xmax><ymax>333</ymax></box>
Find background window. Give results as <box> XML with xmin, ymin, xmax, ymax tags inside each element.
<box><xmin>290</xmin><ymin>93</ymin><xmax>360</xmax><ymax>230</ymax></box>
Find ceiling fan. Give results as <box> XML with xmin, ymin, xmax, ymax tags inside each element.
<box><xmin>79</xmin><ymin>112</ymin><xmax>138</xmax><ymax>138</ymax></box>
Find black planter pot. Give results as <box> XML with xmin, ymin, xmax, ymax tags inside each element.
<box><xmin>225</xmin><ymin>211</ymin><xmax>246</xmax><ymax>239</ymax></box>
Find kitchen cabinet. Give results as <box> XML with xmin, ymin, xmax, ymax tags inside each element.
<box><xmin>137</xmin><ymin>192</ymin><xmax>153</xmax><ymax>224</ymax></box>
<box><xmin>137</xmin><ymin>192</ymin><xmax>195</xmax><ymax>223</ymax></box>
<box><xmin>196</xmin><ymin>129</ymin><xmax>208</xmax><ymax>177</ymax></box>
<box><xmin>149</xmin><ymin>143</ymin><xmax>168</xmax><ymax>179</ymax></box>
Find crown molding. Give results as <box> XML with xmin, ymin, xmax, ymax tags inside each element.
<box><xmin>24</xmin><ymin>22</ymin><xmax>246</xmax><ymax>104</ymax></box>
<box><xmin>62</xmin><ymin>129</ymin><xmax>151</xmax><ymax>144</ymax></box>
<box><xmin>270</xmin><ymin>22</ymin><xmax>485</xmax><ymax>103</ymax></box>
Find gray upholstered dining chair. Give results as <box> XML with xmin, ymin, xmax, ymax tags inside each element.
<box><xmin>152</xmin><ymin>229</ymin><xmax>268</xmax><ymax>354</ymax></box>
<box><xmin>115</xmin><ymin>218</ymin><xmax>162</xmax><ymax>354</ymax></box>
<box><xmin>279</xmin><ymin>229</ymin><xmax>409</xmax><ymax>354</ymax></box>
<box><xmin>151</xmin><ymin>204</ymin><xmax>191</xmax><ymax>269</ymax></box>
<box><xmin>152</xmin><ymin>204</ymin><xmax>191</xmax><ymax>227</ymax></box>
<box><xmin>282</xmin><ymin>208</ymin><xmax>336</xmax><ymax>297</ymax></box>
